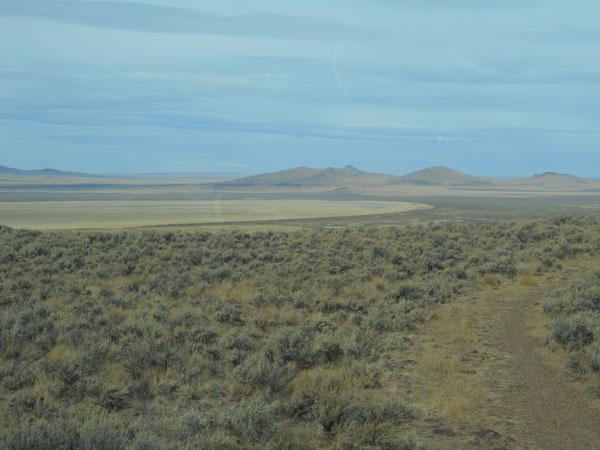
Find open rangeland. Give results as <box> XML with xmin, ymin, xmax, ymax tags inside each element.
<box><xmin>1</xmin><ymin>218</ymin><xmax>599</xmax><ymax>449</ymax></box>
<box><xmin>0</xmin><ymin>200</ymin><xmax>429</xmax><ymax>230</ymax></box>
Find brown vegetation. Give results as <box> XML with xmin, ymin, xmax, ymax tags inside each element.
<box><xmin>0</xmin><ymin>217</ymin><xmax>599</xmax><ymax>448</ymax></box>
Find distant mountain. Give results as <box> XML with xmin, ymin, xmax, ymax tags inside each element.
<box><xmin>3</xmin><ymin>164</ymin><xmax>596</xmax><ymax>192</ymax></box>
<box><xmin>214</xmin><ymin>165</ymin><xmax>600</xmax><ymax>192</ymax></box>
<box><xmin>396</xmin><ymin>166</ymin><xmax>494</xmax><ymax>186</ymax></box>
<box><xmin>531</xmin><ymin>172</ymin><xmax>591</xmax><ymax>182</ymax></box>
<box><xmin>507</xmin><ymin>172</ymin><xmax>600</xmax><ymax>190</ymax></box>
<box><xmin>215</xmin><ymin>165</ymin><xmax>398</xmax><ymax>188</ymax></box>
<box><xmin>0</xmin><ymin>165</ymin><xmax>102</xmax><ymax>178</ymax></box>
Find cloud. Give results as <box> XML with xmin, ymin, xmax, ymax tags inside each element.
<box><xmin>540</xmin><ymin>27</ymin><xmax>600</xmax><ymax>42</ymax></box>
<box><xmin>3</xmin><ymin>95</ymin><xmax>593</xmax><ymax>147</ymax></box>
<box><xmin>380</xmin><ymin>0</ymin><xmax>537</xmax><ymax>10</ymax></box>
<box><xmin>1</xmin><ymin>0</ymin><xmax>599</xmax><ymax>176</ymax></box>
<box><xmin>0</xmin><ymin>0</ymin><xmax>383</xmax><ymax>41</ymax></box>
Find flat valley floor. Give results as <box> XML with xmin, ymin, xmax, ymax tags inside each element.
<box><xmin>0</xmin><ymin>199</ymin><xmax>428</xmax><ymax>230</ymax></box>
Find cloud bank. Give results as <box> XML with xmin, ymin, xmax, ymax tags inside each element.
<box><xmin>0</xmin><ymin>0</ymin><xmax>599</xmax><ymax>175</ymax></box>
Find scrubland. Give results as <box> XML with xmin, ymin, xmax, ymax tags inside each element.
<box><xmin>545</xmin><ymin>265</ymin><xmax>600</xmax><ymax>379</ymax></box>
<box><xmin>0</xmin><ymin>217</ymin><xmax>599</xmax><ymax>449</ymax></box>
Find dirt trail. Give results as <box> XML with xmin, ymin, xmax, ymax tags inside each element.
<box><xmin>482</xmin><ymin>280</ymin><xmax>600</xmax><ymax>449</ymax></box>
<box><xmin>403</xmin><ymin>256</ymin><xmax>600</xmax><ymax>449</ymax></box>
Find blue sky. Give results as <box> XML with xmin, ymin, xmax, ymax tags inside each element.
<box><xmin>0</xmin><ymin>0</ymin><xmax>598</xmax><ymax>176</ymax></box>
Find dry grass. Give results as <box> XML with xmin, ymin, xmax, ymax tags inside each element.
<box><xmin>517</xmin><ymin>262</ymin><xmax>540</xmax><ymax>286</ymax></box>
<box><xmin>371</xmin><ymin>276</ymin><xmax>387</xmax><ymax>291</ymax></box>
<box><xmin>223</xmin><ymin>378</ymin><xmax>254</xmax><ymax>400</ymax></box>
<box><xmin>480</xmin><ymin>273</ymin><xmax>502</xmax><ymax>287</ymax></box>
<box><xmin>517</xmin><ymin>262</ymin><xmax>539</xmax><ymax>276</ymax></box>
<box><xmin>203</xmin><ymin>279</ymin><xmax>257</xmax><ymax>304</ymax></box>
<box><xmin>263</xmin><ymin>304</ymin><xmax>300</xmax><ymax>326</ymax></box>
<box><xmin>421</xmin><ymin>362</ymin><xmax>479</xmax><ymax>419</ymax></box>
<box><xmin>92</xmin><ymin>274</ymin><xmax>149</xmax><ymax>289</ymax></box>
<box><xmin>404</xmin><ymin>301</ymin><xmax>489</xmax><ymax>424</ymax></box>
<box><xmin>170</xmin><ymin>303</ymin><xmax>198</xmax><ymax>318</ymax></box>
<box><xmin>291</xmin><ymin>366</ymin><xmax>351</xmax><ymax>398</ymax></box>
<box><xmin>103</xmin><ymin>363</ymin><xmax>132</xmax><ymax>384</ymax></box>
<box><xmin>107</xmin><ymin>307</ymin><xmax>130</xmax><ymax>323</ymax></box>
<box><xmin>0</xmin><ymin>200</ymin><xmax>427</xmax><ymax>230</ymax></box>
<box><xmin>47</xmin><ymin>296</ymin><xmax>67</xmax><ymax>313</ymax></box>
<box><xmin>517</xmin><ymin>274</ymin><xmax>539</xmax><ymax>286</ymax></box>
<box><xmin>460</xmin><ymin>317</ymin><xmax>473</xmax><ymax>329</ymax></box>
<box><xmin>33</xmin><ymin>374</ymin><xmax>58</xmax><ymax>404</ymax></box>
<box><xmin>46</xmin><ymin>342</ymin><xmax>80</xmax><ymax>364</ymax></box>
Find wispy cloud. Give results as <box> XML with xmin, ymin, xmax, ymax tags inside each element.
<box><xmin>0</xmin><ymin>0</ymin><xmax>383</xmax><ymax>41</ymax></box>
<box><xmin>1</xmin><ymin>0</ymin><xmax>599</xmax><ymax>176</ymax></box>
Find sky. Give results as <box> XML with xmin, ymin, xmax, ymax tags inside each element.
<box><xmin>0</xmin><ymin>0</ymin><xmax>599</xmax><ymax>176</ymax></box>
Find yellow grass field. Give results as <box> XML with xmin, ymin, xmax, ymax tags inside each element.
<box><xmin>0</xmin><ymin>200</ymin><xmax>429</xmax><ymax>230</ymax></box>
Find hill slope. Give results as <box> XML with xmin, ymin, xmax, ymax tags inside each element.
<box><xmin>396</xmin><ymin>166</ymin><xmax>494</xmax><ymax>186</ymax></box>
<box><xmin>213</xmin><ymin>165</ymin><xmax>599</xmax><ymax>192</ymax></box>
<box><xmin>506</xmin><ymin>172</ymin><xmax>600</xmax><ymax>190</ymax></box>
<box><xmin>215</xmin><ymin>165</ymin><xmax>398</xmax><ymax>188</ymax></box>
<box><xmin>0</xmin><ymin>165</ymin><xmax>102</xmax><ymax>178</ymax></box>
<box><xmin>3</xmin><ymin>164</ymin><xmax>597</xmax><ymax>192</ymax></box>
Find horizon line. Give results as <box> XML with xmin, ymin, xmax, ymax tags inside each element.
<box><xmin>1</xmin><ymin>163</ymin><xmax>598</xmax><ymax>180</ymax></box>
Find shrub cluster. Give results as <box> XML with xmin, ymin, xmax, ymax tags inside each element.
<box><xmin>545</xmin><ymin>268</ymin><xmax>600</xmax><ymax>377</ymax></box>
<box><xmin>1</xmin><ymin>217</ymin><xmax>598</xmax><ymax>448</ymax></box>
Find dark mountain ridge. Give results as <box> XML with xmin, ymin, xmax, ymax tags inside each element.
<box><xmin>214</xmin><ymin>165</ymin><xmax>398</xmax><ymax>188</ymax></box>
<box><xmin>0</xmin><ymin>165</ymin><xmax>103</xmax><ymax>178</ymax></box>
<box><xmin>395</xmin><ymin>166</ymin><xmax>494</xmax><ymax>186</ymax></box>
<box><xmin>2</xmin><ymin>164</ymin><xmax>598</xmax><ymax>191</ymax></box>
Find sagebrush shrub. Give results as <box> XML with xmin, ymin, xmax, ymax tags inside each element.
<box><xmin>1</xmin><ymin>219</ymin><xmax>598</xmax><ymax>448</ymax></box>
